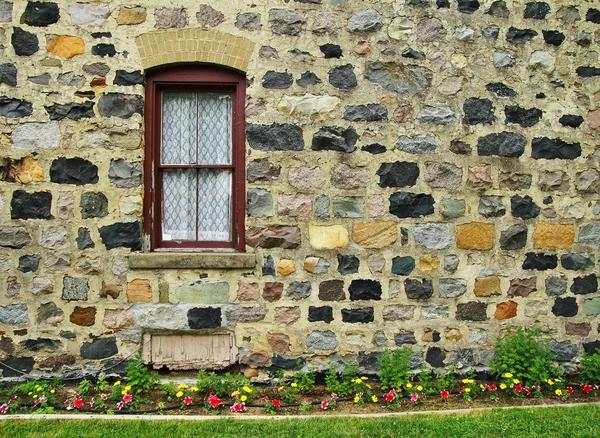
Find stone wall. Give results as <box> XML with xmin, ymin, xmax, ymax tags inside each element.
<box><xmin>0</xmin><ymin>0</ymin><xmax>599</xmax><ymax>379</ymax></box>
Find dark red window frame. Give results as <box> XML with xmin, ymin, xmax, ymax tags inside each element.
<box><xmin>144</xmin><ymin>65</ymin><xmax>246</xmax><ymax>252</ymax></box>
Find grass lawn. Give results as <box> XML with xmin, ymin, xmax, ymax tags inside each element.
<box><xmin>0</xmin><ymin>405</ymin><xmax>599</xmax><ymax>437</ymax></box>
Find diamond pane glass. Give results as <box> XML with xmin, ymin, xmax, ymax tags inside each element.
<box><xmin>161</xmin><ymin>93</ymin><xmax>196</xmax><ymax>164</ymax></box>
<box><xmin>198</xmin><ymin>169</ymin><xmax>232</xmax><ymax>241</ymax></box>
<box><xmin>162</xmin><ymin>169</ymin><xmax>196</xmax><ymax>241</ymax></box>
<box><xmin>197</xmin><ymin>93</ymin><xmax>232</xmax><ymax>165</ymax></box>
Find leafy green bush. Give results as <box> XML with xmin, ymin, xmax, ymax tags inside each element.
<box><xmin>126</xmin><ymin>354</ymin><xmax>161</xmax><ymax>395</ymax></box>
<box><xmin>377</xmin><ymin>347</ymin><xmax>412</xmax><ymax>390</ymax></box>
<box><xmin>196</xmin><ymin>370</ymin><xmax>253</xmax><ymax>398</ymax></box>
<box><xmin>325</xmin><ymin>361</ymin><xmax>359</xmax><ymax>396</ymax></box>
<box><xmin>434</xmin><ymin>364</ymin><xmax>458</xmax><ymax>393</ymax></box>
<box><xmin>293</xmin><ymin>360</ymin><xmax>316</xmax><ymax>395</ymax></box>
<box><xmin>490</xmin><ymin>326</ymin><xmax>561</xmax><ymax>386</ymax></box>
<box><xmin>581</xmin><ymin>348</ymin><xmax>600</xmax><ymax>384</ymax></box>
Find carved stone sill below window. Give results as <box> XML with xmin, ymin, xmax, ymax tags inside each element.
<box><xmin>128</xmin><ymin>253</ymin><xmax>256</xmax><ymax>269</ymax></box>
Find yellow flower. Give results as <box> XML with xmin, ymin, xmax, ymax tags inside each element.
<box><xmin>243</xmin><ymin>386</ymin><xmax>253</xmax><ymax>393</ymax></box>
<box><xmin>231</xmin><ymin>391</ymin><xmax>240</xmax><ymax>398</ymax></box>
<box><xmin>114</xmin><ymin>381</ymin><xmax>121</xmax><ymax>387</ymax></box>
<box><xmin>361</xmin><ymin>377</ymin><xmax>368</xmax><ymax>381</ymax></box>
<box><xmin>28</xmin><ymin>392</ymin><xmax>32</xmax><ymax>395</ymax></box>
<box><xmin>465</xmin><ymin>388</ymin><xmax>471</xmax><ymax>393</ymax></box>
<box><xmin>125</xmin><ymin>385</ymin><xmax>132</xmax><ymax>391</ymax></box>
<box><xmin>371</xmin><ymin>395</ymin><xmax>378</xmax><ymax>403</ymax></box>
<box><xmin>176</xmin><ymin>391</ymin><xmax>183</xmax><ymax>398</ymax></box>
<box><xmin>240</xmin><ymin>395</ymin><xmax>247</xmax><ymax>402</ymax></box>
<box><xmin>290</xmin><ymin>383</ymin><xmax>298</xmax><ymax>388</ymax></box>
<box><xmin>278</xmin><ymin>386</ymin><xmax>284</xmax><ymax>391</ymax></box>
<box><xmin>417</xmin><ymin>386</ymin><xmax>423</xmax><ymax>391</ymax></box>
<box><xmin>121</xmin><ymin>390</ymin><xmax>127</xmax><ymax>395</ymax></box>
<box><xmin>177</xmin><ymin>384</ymin><xmax>188</xmax><ymax>390</ymax></box>
<box><xmin>555</xmin><ymin>389</ymin><xmax>562</xmax><ymax>396</ymax></box>
<box><xmin>50</xmin><ymin>389</ymin><xmax>55</xmax><ymax>394</ymax></box>
<box><xmin>513</xmin><ymin>379</ymin><xmax>519</xmax><ymax>384</ymax></box>
<box><xmin>555</xmin><ymin>379</ymin><xmax>561</xmax><ymax>383</ymax></box>
<box><xmin>366</xmin><ymin>384</ymin><xmax>372</xmax><ymax>389</ymax></box>
<box><xmin>354</xmin><ymin>396</ymin><xmax>360</xmax><ymax>403</ymax></box>
<box><xmin>33</xmin><ymin>394</ymin><xmax>38</xmax><ymax>399</ymax></box>
<box><xmin>406</xmin><ymin>383</ymin><xmax>413</xmax><ymax>389</ymax></box>
<box><xmin>36</xmin><ymin>386</ymin><xmax>42</xmax><ymax>392</ymax></box>
<box><xmin>500</xmin><ymin>383</ymin><xmax>507</xmax><ymax>390</ymax></box>
<box><xmin>480</xmin><ymin>384</ymin><xmax>485</xmax><ymax>389</ymax></box>
<box><xmin>547</xmin><ymin>379</ymin><xmax>554</xmax><ymax>385</ymax></box>
<box><xmin>191</xmin><ymin>387</ymin><xmax>199</xmax><ymax>392</ymax></box>
<box><xmin>503</xmin><ymin>373</ymin><xmax>513</xmax><ymax>378</ymax></box>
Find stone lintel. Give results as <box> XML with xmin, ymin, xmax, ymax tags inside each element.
<box><xmin>128</xmin><ymin>253</ymin><xmax>256</xmax><ymax>269</ymax></box>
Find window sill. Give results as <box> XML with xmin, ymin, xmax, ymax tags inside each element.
<box><xmin>128</xmin><ymin>252</ymin><xmax>256</xmax><ymax>269</ymax></box>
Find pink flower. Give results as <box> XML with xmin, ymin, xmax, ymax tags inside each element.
<box><xmin>89</xmin><ymin>398</ymin><xmax>95</xmax><ymax>408</ymax></box>
<box><xmin>411</xmin><ymin>393</ymin><xmax>419</xmax><ymax>402</ymax></box>
<box><xmin>567</xmin><ymin>387</ymin><xmax>574</xmax><ymax>395</ymax></box>
<box><xmin>421</xmin><ymin>393</ymin><xmax>427</xmax><ymax>399</ymax></box>
<box><xmin>0</xmin><ymin>404</ymin><xmax>8</xmax><ymax>414</ymax></box>
<box><xmin>117</xmin><ymin>401</ymin><xmax>124</xmax><ymax>411</ymax></box>
<box><xmin>331</xmin><ymin>393</ymin><xmax>339</xmax><ymax>401</ymax></box>
<box><xmin>272</xmin><ymin>399</ymin><xmax>281</xmax><ymax>408</ymax></box>
<box><xmin>230</xmin><ymin>402</ymin><xmax>246</xmax><ymax>413</ymax></box>
<box><xmin>74</xmin><ymin>399</ymin><xmax>84</xmax><ymax>409</ymax></box>
<box><xmin>183</xmin><ymin>396</ymin><xmax>192</xmax><ymax>406</ymax></box>
<box><xmin>123</xmin><ymin>394</ymin><xmax>133</xmax><ymax>403</ymax></box>
<box><xmin>100</xmin><ymin>394</ymin><xmax>108</xmax><ymax>401</ymax></box>
<box><xmin>441</xmin><ymin>389</ymin><xmax>449</xmax><ymax>399</ymax></box>
<box><xmin>321</xmin><ymin>400</ymin><xmax>329</xmax><ymax>410</ymax></box>
<box><xmin>384</xmin><ymin>392</ymin><xmax>395</xmax><ymax>403</ymax></box>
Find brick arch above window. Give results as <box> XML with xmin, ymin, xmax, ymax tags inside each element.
<box><xmin>135</xmin><ymin>29</ymin><xmax>255</xmax><ymax>73</ymax></box>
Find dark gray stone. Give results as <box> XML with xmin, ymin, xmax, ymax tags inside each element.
<box><xmin>338</xmin><ymin>254</ymin><xmax>359</xmax><ymax>275</ymax></box>
<box><xmin>18</xmin><ymin>255</ymin><xmax>40</xmax><ymax>273</ymax></box>
<box><xmin>426</xmin><ymin>347</ymin><xmax>445</xmax><ymax>367</ymax></box>
<box><xmin>377</xmin><ymin>161</ymin><xmax>419</xmax><ymax>188</ymax></box>
<box><xmin>80</xmin><ymin>192</ymin><xmax>108</xmax><ymax>219</ymax></box>
<box><xmin>0</xmin><ymin>357</ymin><xmax>34</xmax><ymax>377</ymax></box>
<box><xmin>332</xmin><ymin>196</ymin><xmax>364</xmax><ymax>218</ymax></box>
<box><xmin>482</xmin><ymin>27</ymin><xmax>500</xmax><ymax>41</ymax></box>
<box><xmin>0</xmin><ymin>64</ymin><xmax>17</xmax><ymax>86</ymax></box>
<box><xmin>318</xmin><ymin>279</ymin><xmax>345</xmax><ymax>301</ymax></box>
<box><xmin>262</xmin><ymin>255</ymin><xmax>275</xmax><ymax>276</ymax></box>
<box><xmin>286</xmin><ymin>281</ymin><xmax>311</xmax><ymax>300</ymax></box>
<box><xmin>11</xmin><ymin>28</ymin><xmax>39</xmax><ymax>56</ymax></box>
<box><xmin>188</xmin><ymin>307</ymin><xmax>221</xmax><ymax>329</ymax></box>
<box><xmin>308</xmin><ymin>306</ymin><xmax>333</xmax><ymax>323</ymax></box>
<box><xmin>531</xmin><ymin>138</ymin><xmax>581</xmax><ymax>159</ymax></box>
<box><xmin>500</xmin><ymin>224</ymin><xmax>528</xmax><ymax>250</ymax></box>
<box><xmin>397</xmin><ymin>136</ymin><xmax>437</xmax><ymax>154</ymax></box>
<box><xmin>28</xmin><ymin>74</ymin><xmax>51</xmax><ymax>85</ymax></box>
<box><xmin>262</xmin><ymin>71</ymin><xmax>293</xmax><ymax>89</ymax></box>
<box><xmin>487</xmin><ymin>1</ymin><xmax>509</xmax><ymax>18</ymax></box>
<box><xmin>549</xmin><ymin>340</ymin><xmax>577</xmax><ymax>361</ymax></box>
<box><xmin>559</xmin><ymin>115</ymin><xmax>584</xmax><ymax>128</ymax></box>
<box><xmin>486</xmin><ymin>82</ymin><xmax>516</xmax><ymax>97</ymax></box>
<box><xmin>391</xmin><ymin>256</ymin><xmax>415</xmax><ymax>276</ymax></box>
<box><xmin>328</xmin><ymin>64</ymin><xmax>357</xmax><ymax>91</ymax></box>
<box><xmin>247</xmin><ymin>188</ymin><xmax>272</xmax><ymax>218</ymax></box>
<box><xmin>114</xmin><ymin>70</ymin><xmax>144</xmax><ymax>86</ymax></box>
<box><xmin>320</xmin><ymin>44</ymin><xmax>342</xmax><ymax>59</ymax></box>
<box><xmin>343</xmin><ymin>104</ymin><xmax>387</xmax><ymax>122</ymax></box>
<box><xmin>269</xmin><ymin>9</ymin><xmax>306</xmax><ymax>36</ymax></box>
<box><xmin>108</xmin><ymin>159</ymin><xmax>142</xmax><ymax>188</ymax></box>
<box><xmin>543</xmin><ymin>30</ymin><xmax>565</xmax><ymax>46</ymax></box>
<box><xmin>402</xmin><ymin>48</ymin><xmax>425</xmax><ymax>59</ymax></box>
<box><xmin>349</xmin><ymin>279</ymin><xmax>382</xmax><ymax>301</ymax></box>
<box><xmin>505</xmin><ymin>106</ymin><xmax>542</xmax><ymax>127</ymax></box>
<box><xmin>272</xmin><ymin>355</ymin><xmax>301</xmax><ymax>369</ymax></box>
<box><xmin>83</xmin><ymin>63</ymin><xmax>110</xmax><ymax>77</ymax></box>
<box><xmin>511</xmin><ymin>195</ymin><xmax>540</xmax><ymax>219</ymax></box>
<box><xmin>21</xmin><ymin>338</ymin><xmax>61</xmax><ymax>352</ymax></box>
<box><xmin>37</xmin><ymin>302</ymin><xmax>64</xmax><ymax>324</ymax></box>
<box><xmin>50</xmin><ymin>158</ymin><xmax>98</xmax><ymax>185</ymax></box>
<box><xmin>479</xmin><ymin>196</ymin><xmax>506</xmax><ymax>217</ymax></box>
<box><xmin>437</xmin><ymin>0</ymin><xmax>450</xmax><ymax>7</ymax></box>
<box><xmin>0</xmin><ymin>96</ymin><xmax>33</xmax><ymax>118</ymax></box>
<box><xmin>439</xmin><ymin>278</ymin><xmax>467</xmax><ymax>298</ymax></box>
<box><xmin>235</xmin><ymin>13</ymin><xmax>261</xmax><ymax>30</ymax></box>
<box><xmin>76</xmin><ymin>227</ymin><xmax>94</xmax><ymax>250</ymax></box>
<box><xmin>342</xmin><ymin>307</ymin><xmax>374</xmax><ymax>324</ymax></box>
<box><xmin>60</xmin><ymin>330</ymin><xmax>76</xmax><ymax>339</ymax></box>
<box><xmin>552</xmin><ymin>297</ymin><xmax>578</xmax><ymax>317</ymax></box>
<box><xmin>46</xmin><ymin>102</ymin><xmax>95</xmax><ymax>121</ymax></box>
<box><xmin>81</xmin><ymin>337</ymin><xmax>117</xmax><ymax>360</ymax></box>
<box><xmin>506</xmin><ymin>27</ymin><xmax>538</xmax><ymax>44</ymax></box>
<box><xmin>347</xmin><ymin>9</ymin><xmax>383</xmax><ymax>33</ymax></box>
<box><xmin>11</xmin><ymin>191</ymin><xmax>53</xmax><ymax>220</ymax></box>
<box><xmin>362</xmin><ymin>143</ymin><xmax>386</xmax><ymax>154</ymax></box>
<box><xmin>545</xmin><ymin>276</ymin><xmax>567</xmax><ymax>296</ymax></box>
<box><xmin>587</xmin><ymin>8</ymin><xmax>600</xmax><ymax>23</ymax></box>
<box><xmin>247</xmin><ymin>124</ymin><xmax>304</xmax><ymax>151</ymax></box>
<box><xmin>92</xmin><ymin>44</ymin><xmax>117</xmax><ymax>57</ymax></box>
<box><xmin>394</xmin><ymin>332</ymin><xmax>417</xmax><ymax>346</ymax></box>
<box><xmin>583</xmin><ymin>341</ymin><xmax>600</xmax><ymax>356</ymax></box>
<box><xmin>311</xmin><ymin>126</ymin><xmax>358</xmax><ymax>153</ymax></box>
<box><xmin>524</xmin><ymin>2</ymin><xmax>550</xmax><ymax>19</ymax></box>
<box><xmin>561</xmin><ymin>254</ymin><xmax>595</xmax><ymax>271</ymax></box>
<box><xmin>99</xmin><ymin>222</ymin><xmax>141</xmax><ymax>250</ymax></box>
<box><xmin>21</xmin><ymin>2</ymin><xmax>60</xmax><ymax>26</ymax></box>
<box><xmin>296</xmin><ymin>71</ymin><xmax>321</xmax><ymax>87</ymax></box>
<box><xmin>405</xmin><ymin>279</ymin><xmax>433</xmax><ymax>300</ymax></box>
<box><xmin>450</xmin><ymin>140</ymin><xmax>472</xmax><ymax>155</ymax></box>
<box><xmin>62</xmin><ymin>277</ymin><xmax>89</xmax><ymax>301</ymax></box>
<box><xmin>456</xmin><ymin>302</ymin><xmax>488</xmax><ymax>321</ymax></box>
<box><xmin>364</xmin><ymin>62</ymin><xmax>432</xmax><ymax>96</ymax></box>
<box><xmin>98</xmin><ymin>93</ymin><xmax>143</xmax><ymax>118</ymax></box>
<box><xmin>571</xmin><ymin>275</ymin><xmax>598</xmax><ymax>295</ymax></box>
<box><xmin>389</xmin><ymin>192</ymin><xmax>435</xmax><ymax>218</ymax></box>
<box><xmin>358</xmin><ymin>351</ymin><xmax>382</xmax><ymax>374</ymax></box>
<box><xmin>576</xmin><ymin>67</ymin><xmax>600</xmax><ymax>78</ymax></box>
<box><xmin>463</xmin><ymin>98</ymin><xmax>496</xmax><ymax>125</ymax></box>
<box><xmin>522</xmin><ymin>252</ymin><xmax>558</xmax><ymax>270</ymax></box>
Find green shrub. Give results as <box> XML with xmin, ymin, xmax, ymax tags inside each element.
<box><xmin>325</xmin><ymin>361</ymin><xmax>359</xmax><ymax>397</ymax></box>
<box><xmin>377</xmin><ymin>347</ymin><xmax>412</xmax><ymax>390</ymax></box>
<box><xmin>293</xmin><ymin>360</ymin><xmax>316</xmax><ymax>395</ymax></box>
<box><xmin>196</xmin><ymin>370</ymin><xmax>254</xmax><ymax>398</ymax></box>
<box><xmin>490</xmin><ymin>326</ymin><xmax>561</xmax><ymax>386</ymax></box>
<box><xmin>126</xmin><ymin>354</ymin><xmax>161</xmax><ymax>395</ymax></box>
<box><xmin>581</xmin><ymin>348</ymin><xmax>600</xmax><ymax>385</ymax></box>
<box><xmin>434</xmin><ymin>363</ymin><xmax>458</xmax><ymax>393</ymax></box>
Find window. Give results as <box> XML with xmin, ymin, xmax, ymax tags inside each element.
<box><xmin>144</xmin><ymin>66</ymin><xmax>246</xmax><ymax>251</ymax></box>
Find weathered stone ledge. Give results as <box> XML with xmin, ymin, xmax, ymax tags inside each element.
<box><xmin>128</xmin><ymin>253</ymin><xmax>256</xmax><ymax>270</ymax></box>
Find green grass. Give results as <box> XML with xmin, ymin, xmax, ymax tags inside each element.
<box><xmin>0</xmin><ymin>405</ymin><xmax>599</xmax><ymax>437</ymax></box>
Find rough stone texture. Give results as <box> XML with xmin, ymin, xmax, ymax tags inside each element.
<box><xmin>50</xmin><ymin>158</ymin><xmax>98</xmax><ymax>185</ymax></box>
<box><xmin>533</xmin><ymin>224</ymin><xmax>574</xmax><ymax>249</ymax></box>
<box><xmin>196</xmin><ymin>5</ymin><xmax>224</xmax><ymax>27</ymax></box>
<box><xmin>474</xmin><ymin>277</ymin><xmax>502</xmax><ymax>297</ymax></box>
<box><xmin>424</xmin><ymin>162</ymin><xmax>462</xmax><ymax>190</ymax></box>
<box><xmin>500</xmin><ymin>224</ymin><xmax>528</xmax><ymax>250</ymax></box>
<box><xmin>389</xmin><ymin>192</ymin><xmax>435</xmax><ymax>218</ymax></box>
<box><xmin>412</xmin><ymin>224</ymin><xmax>451</xmax><ymax>250</ymax></box>
<box><xmin>318</xmin><ymin>280</ymin><xmax>345</xmax><ymax>301</ymax></box>
<box><xmin>247</xmin><ymin>227</ymin><xmax>301</xmax><ymax>249</ymax></box>
<box><xmin>477</xmin><ymin>132</ymin><xmax>526</xmax><ymax>157</ymax></box>
<box><xmin>457</xmin><ymin>223</ymin><xmax>494</xmax><ymax>250</ymax></box>
<box><xmin>80</xmin><ymin>338</ymin><xmax>117</xmax><ymax>360</ymax></box>
<box><xmin>69</xmin><ymin>3</ymin><xmax>110</xmax><ymax>26</ymax></box>
<box><xmin>269</xmin><ymin>9</ymin><xmax>305</xmax><ymax>36</ymax></box>
<box><xmin>365</xmin><ymin>62</ymin><xmax>432</xmax><ymax>96</ymax></box>
<box><xmin>508</xmin><ymin>277</ymin><xmax>537</xmax><ymax>298</ymax></box>
<box><xmin>352</xmin><ymin>222</ymin><xmax>398</xmax><ymax>248</ymax></box>
<box><xmin>154</xmin><ymin>8</ymin><xmax>188</xmax><ymax>28</ymax></box>
<box><xmin>306</xmin><ymin>331</ymin><xmax>337</xmax><ymax>352</ymax></box>
<box><xmin>247</xmin><ymin>124</ymin><xmax>304</xmax><ymax>151</ymax></box>
<box><xmin>348</xmin><ymin>9</ymin><xmax>382</xmax><ymax>33</ymax></box>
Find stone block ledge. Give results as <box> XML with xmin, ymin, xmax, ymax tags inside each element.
<box><xmin>128</xmin><ymin>253</ymin><xmax>256</xmax><ymax>269</ymax></box>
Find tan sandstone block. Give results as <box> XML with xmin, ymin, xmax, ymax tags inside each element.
<box><xmin>418</xmin><ymin>255</ymin><xmax>440</xmax><ymax>274</ymax></box>
<box><xmin>456</xmin><ymin>223</ymin><xmax>494</xmax><ymax>250</ymax></box>
<box><xmin>533</xmin><ymin>223</ymin><xmax>574</xmax><ymax>249</ymax></box>
<box><xmin>276</xmin><ymin>259</ymin><xmax>296</xmax><ymax>276</ymax></box>
<box><xmin>352</xmin><ymin>222</ymin><xmax>398</xmax><ymax>248</ymax></box>
<box><xmin>474</xmin><ymin>276</ymin><xmax>502</xmax><ymax>297</ymax></box>
<box><xmin>127</xmin><ymin>279</ymin><xmax>152</xmax><ymax>303</ymax></box>
<box><xmin>116</xmin><ymin>7</ymin><xmax>147</xmax><ymax>25</ymax></box>
<box><xmin>309</xmin><ymin>224</ymin><xmax>349</xmax><ymax>250</ymax></box>
<box><xmin>495</xmin><ymin>301</ymin><xmax>517</xmax><ymax>320</ymax></box>
<box><xmin>47</xmin><ymin>36</ymin><xmax>85</xmax><ymax>59</ymax></box>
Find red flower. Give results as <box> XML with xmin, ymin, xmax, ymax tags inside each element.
<box><xmin>489</xmin><ymin>384</ymin><xmax>497</xmax><ymax>391</ymax></box>
<box><xmin>567</xmin><ymin>387</ymin><xmax>574</xmax><ymax>395</ymax></box>
<box><xmin>515</xmin><ymin>384</ymin><xmax>523</xmax><ymax>393</ymax></box>
<box><xmin>123</xmin><ymin>394</ymin><xmax>133</xmax><ymax>403</ymax></box>
<box><xmin>441</xmin><ymin>389</ymin><xmax>449</xmax><ymax>399</ymax></box>
<box><xmin>321</xmin><ymin>400</ymin><xmax>329</xmax><ymax>410</ymax></box>
<box><xmin>183</xmin><ymin>396</ymin><xmax>192</xmax><ymax>406</ymax></box>
<box><xmin>0</xmin><ymin>404</ymin><xmax>8</xmax><ymax>414</ymax></box>
<box><xmin>209</xmin><ymin>394</ymin><xmax>222</xmax><ymax>408</ymax></box>
<box><xmin>384</xmin><ymin>392</ymin><xmax>395</xmax><ymax>402</ymax></box>
<box><xmin>230</xmin><ymin>402</ymin><xmax>245</xmax><ymax>413</ymax></box>
<box><xmin>74</xmin><ymin>399</ymin><xmax>84</xmax><ymax>409</ymax></box>
<box><xmin>272</xmin><ymin>399</ymin><xmax>281</xmax><ymax>408</ymax></box>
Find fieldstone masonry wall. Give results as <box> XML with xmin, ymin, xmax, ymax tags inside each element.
<box><xmin>0</xmin><ymin>0</ymin><xmax>599</xmax><ymax>379</ymax></box>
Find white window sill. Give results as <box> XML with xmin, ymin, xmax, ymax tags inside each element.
<box><xmin>128</xmin><ymin>252</ymin><xmax>256</xmax><ymax>269</ymax></box>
